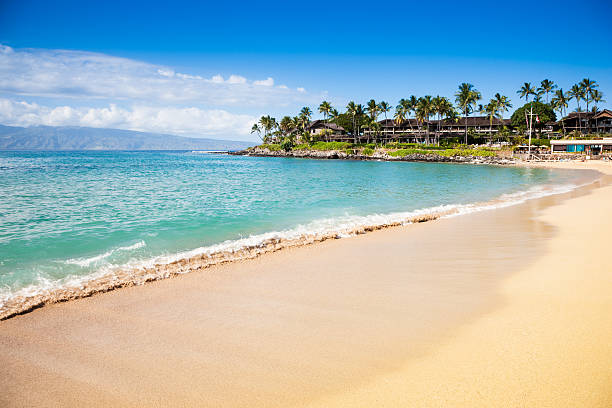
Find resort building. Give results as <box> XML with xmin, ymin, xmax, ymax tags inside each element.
<box><xmin>306</xmin><ymin>120</ymin><xmax>348</xmax><ymax>140</ymax></box>
<box><xmin>558</xmin><ymin>109</ymin><xmax>612</xmax><ymax>134</ymax></box>
<box><xmin>361</xmin><ymin>116</ymin><xmax>511</xmax><ymax>142</ymax></box>
<box><xmin>550</xmin><ymin>137</ymin><xmax>612</xmax><ymax>155</ymax></box>
<box><xmin>431</xmin><ymin>116</ymin><xmax>511</xmax><ymax>135</ymax></box>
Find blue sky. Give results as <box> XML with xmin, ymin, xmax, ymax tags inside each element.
<box><xmin>0</xmin><ymin>0</ymin><xmax>611</xmax><ymax>141</ymax></box>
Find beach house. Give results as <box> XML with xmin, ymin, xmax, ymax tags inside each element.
<box><xmin>550</xmin><ymin>137</ymin><xmax>612</xmax><ymax>156</ymax></box>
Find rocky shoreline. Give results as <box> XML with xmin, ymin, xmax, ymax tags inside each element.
<box><xmin>231</xmin><ymin>147</ymin><xmax>516</xmax><ymax>165</ymax></box>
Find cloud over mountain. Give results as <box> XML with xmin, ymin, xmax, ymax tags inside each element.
<box><xmin>0</xmin><ymin>44</ymin><xmax>320</xmax><ymax>139</ymax></box>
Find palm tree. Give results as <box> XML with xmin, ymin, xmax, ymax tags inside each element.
<box><xmin>378</xmin><ymin>101</ymin><xmax>391</xmax><ymax>121</ymax></box>
<box><xmin>580</xmin><ymin>78</ymin><xmax>598</xmax><ymax>112</ymax></box>
<box><xmin>494</xmin><ymin>93</ymin><xmax>512</xmax><ymax>118</ymax></box>
<box><xmin>537</xmin><ymin>79</ymin><xmax>557</xmax><ymax>104</ymax></box>
<box><xmin>480</xmin><ymin>93</ymin><xmax>512</xmax><ymax>142</ymax></box>
<box><xmin>346</xmin><ymin>101</ymin><xmax>359</xmax><ymax>143</ymax></box>
<box><xmin>318</xmin><ymin>101</ymin><xmax>333</xmax><ymax>141</ymax></box>
<box><xmin>396</xmin><ymin>98</ymin><xmax>414</xmax><ymax>134</ymax></box>
<box><xmin>366</xmin><ymin>99</ymin><xmax>380</xmax><ymax>143</ymax></box>
<box><xmin>251</xmin><ymin>123</ymin><xmax>262</xmax><ymax>141</ymax></box>
<box><xmin>258</xmin><ymin>115</ymin><xmax>276</xmax><ymax>143</ymax></box>
<box><xmin>517</xmin><ymin>82</ymin><xmax>536</xmax><ymax>103</ymax></box>
<box><xmin>551</xmin><ymin>89</ymin><xmax>569</xmax><ymax>135</ymax></box>
<box><xmin>415</xmin><ymin>96</ymin><xmax>433</xmax><ymax>144</ymax></box>
<box><xmin>431</xmin><ymin>96</ymin><xmax>443</xmax><ymax>143</ymax></box>
<box><xmin>568</xmin><ymin>84</ymin><xmax>585</xmax><ymax>133</ymax></box>
<box><xmin>482</xmin><ymin>100</ymin><xmax>497</xmax><ymax>140</ymax></box>
<box><xmin>455</xmin><ymin>83</ymin><xmax>482</xmax><ymax>144</ymax></box>
<box><xmin>377</xmin><ymin>101</ymin><xmax>391</xmax><ymax>143</ymax></box>
<box><xmin>591</xmin><ymin>90</ymin><xmax>606</xmax><ymax>133</ymax></box>
<box><xmin>580</xmin><ymin>78</ymin><xmax>598</xmax><ymax>133</ymax></box>
<box><xmin>393</xmin><ymin>105</ymin><xmax>407</xmax><ymax>140</ymax></box>
<box><xmin>279</xmin><ymin>115</ymin><xmax>295</xmax><ymax>138</ymax></box>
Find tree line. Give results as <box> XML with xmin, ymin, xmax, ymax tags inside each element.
<box><xmin>251</xmin><ymin>78</ymin><xmax>604</xmax><ymax>145</ymax></box>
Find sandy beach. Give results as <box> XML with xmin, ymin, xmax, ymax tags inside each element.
<box><xmin>1</xmin><ymin>160</ymin><xmax>611</xmax><ymax>407</ymax></box>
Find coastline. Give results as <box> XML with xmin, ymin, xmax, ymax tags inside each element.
<box><xmin>0</xmin><ymin>160</ymin><xmax>610</xmax><ymax>406</ymax></box>
<box><xmin>231</xmin><ymin>146</ymin><xmax>517</xmax><ymax>165</ymax></box>
<box><xmin>0</xmin><ymin>161</ymin><xmax>586</xmax><ymax>321</ymax></box>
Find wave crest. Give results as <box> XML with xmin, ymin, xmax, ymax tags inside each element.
<box><xmin>0</xmin><ymin>182</ymin><xmax>581</xmax><ymax>320</ymax></box>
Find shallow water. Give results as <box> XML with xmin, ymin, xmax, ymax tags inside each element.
<box><xmin>0</xmin><ymin>150</ymin><xmax>584</xmax><ymax>308</ymax></box>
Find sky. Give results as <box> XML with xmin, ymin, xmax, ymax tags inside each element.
<box><xmin>1</xmin><ymin>0</ymin><xmax>611</xmax><ymax>141</ymax></box>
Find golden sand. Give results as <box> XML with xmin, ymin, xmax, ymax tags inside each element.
<box><xmin>1</xmin><ymin>160</ymin><xmax>611</xmax><ymax>407</ymax></box>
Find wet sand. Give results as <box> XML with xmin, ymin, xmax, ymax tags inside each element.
<box><xmin>1</xmin><ymin>161</ymin><xmax>611</xmax><ymax>407</ymax></box>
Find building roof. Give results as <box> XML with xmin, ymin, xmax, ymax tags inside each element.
<box><xmin>551</xmin><ymin>138</ymin><xmax>612</xmax><ymax>145</ymax></box>
<box><xmin>432</xmin><ymin>116</ymin><xmax>509</xmax><ymax>127</ymax></box>
<box><xmin>561</xmin><ymin>111</ymin><xmax>595</xmax><ymax>120</ymax></box>
<box><xmin>594</xmin><ymin>109</ymin><xmax>612</xmax><ymax>119</ymax></box>
<box><xmin>306</xmin><ymin>120</ymin><xmax>345</xmax><ymax>132</ymax></box>
<box><xmin>378</xmin><ymin>118</ymin><xmax>423</xmax><ymax>127</ymax></box>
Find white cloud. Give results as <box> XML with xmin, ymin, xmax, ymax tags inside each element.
<box><xmin>227</xmin><ymin>75</ymin><xmax>247</xmax><ymax>84</ymax></box>
<box><xmin>0</xmin><ymin>98</ymin><xmax>258</xmax><ymax>139</ymax></box>
<box><xmin>0</xmin><ymin>44</ymin><xmax>312</xmax><ymax>107</ymax></box>
<box><xmin>253</xmin><ymin>77</ymin><xmax>274</xmax><ymax>86</ymax></box>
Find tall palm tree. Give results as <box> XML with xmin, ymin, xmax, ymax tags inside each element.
<box><xmin>568</xmin><ymin>84</ymin><xmax>585</xmax><ymax>133</ymax></box>
<box><xmin>482</xmin><ymin>100</ymin><xmax>497</xmax><ymax>140</ymax></box>
<box><xmin>378</xmin><ymin>101</ymin><xmax>391</xmax><ymax>121</ymax></box>
<box><xmin>517</xmin><ymin>82</ymin><xmax>536</xmax><ymax>103</ymax></box>
<box><xmin>591</xmin><ymin>90</ymin><xmax>606</xmax><ymax>133</ymax></box>
<box><xmin>580</xmin><ymin>78</ymin><xmax>598</xmax><ymax>133</ymax></box>
<box><xmin>251</xmin><ymin>123</ymin><xmax>262</xmax><ymax>141</ymax></box>
<box><xmin>346</xmin><ymin>101</ymin><xmax>358</xmax><ymax>143</ymax></box>
<box><xmin>580</xmin><ymin>78</ymin><xmax>598</xmax><ymax>112</ymax></box>
<box><xmin>455</xmin><ymin>83</ymin><xmax>482</xmax><ymax>144</ymax></box>
<box><xmin>397</xmin><ymin>98</ymin><xmax>415</xmax><ymax>133</ymax></box>
<box><xmin>415</xmin><ymin>96</ymin><xmax>433</xmax><ymax>144</ymax></box>
<box><xmin>393</xmin><ymin>106</ymin><xmax>406</xmax><ymax>138</ymax></box>
<box><xmin>318</xmin><ymin>101</ymin><xmax>333</xmax><ymax>141</ymax></box>
<box><xmin>551</xmin><ymin>89</ymin><xmax>569</xmax><ymax>135</ymax></box>
<box><xmin>431</xmin><ymin>96</ymin><xmax>443</xmax><ymax>142</ymax></box>
<box><xmin>494</xmin><ymin>93</ymin><xmax>512</xmax><ymax>118</ymax></box>
<box><xmin>378</xmin><ymin>101</ymin><xmax>391</xmax><ymax>143</ymax></box>
<box><xmin>258</xmin><ymin>115</ymin><xmax>275</xmax><ymax>142</ymax></box>
<box><xmin>365</xmin><ymin>99</ymin><xmax>380</xmax><ymax>143</ymax></box>
<box><xmin>279</xmin><ymin>116</ymin><xmax>294</xmax><ymax>138</ymax></box>
<box><xmin>537</xmin><ymin>79</ymin><xmax>557</xmax><ymax>104</ymax></box>
<box><xmin>366</xmin><ymin>99</ymin><xmax>379</xmax><ymax>120</ymax></box>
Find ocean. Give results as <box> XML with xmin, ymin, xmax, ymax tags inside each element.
<box><xmin>0</xmin><ymin>150</ymin><xmax>583</xmax><ymax>315</ymax></box>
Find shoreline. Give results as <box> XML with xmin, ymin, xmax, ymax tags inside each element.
<box><xmin>0</xmin><ymin>163</ymin><xmax>591</xmax><ymax>321</ymax></box>
<box><xmin>231</xmin><ymin>146</ymin><xmax>517</xmax><ymax>165</ymax></box>
<box><xmin>0</xmin><ymin>161</ymin><xmax>610</xmax><ymax>406</ymax></box>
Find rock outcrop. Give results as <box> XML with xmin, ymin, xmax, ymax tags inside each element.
<box><xmin>231</xmin><ymin>147</ymin><xmax>516</xmax><ymax>165</ymax></box>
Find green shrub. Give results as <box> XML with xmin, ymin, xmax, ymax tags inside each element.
<box><xmin>388</xmin><ymin>148</ymin><xmax>497</xmax><ymax>158</ymax></box>
<box><xmin>280</xmin><ymin>139</ymin><xmax>294</xmax><ymax>151</ymax></box>
<box><xmin>293</xmin><ymin>143</ymin><xmax>310</xmax><ymax>150</ymax></box>
<box><xmin>310</xmin><ymin>141</ymin><xmax>353</xmax><ymax>151</ymax></box>
<box><xmin>362</xmin><ymin>147</ymin><xmax>374</xmax><ymax>156</ymax></box>
<box><xmin>260</xmin><ymin>143</ymin><xmax>282</xmax><ymax>151</ymax></box>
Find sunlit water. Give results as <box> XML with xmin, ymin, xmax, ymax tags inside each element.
<box><xmin>0</xmin><ymin>150</ymin><xmax>582</xmax><ymax>304</ymax></box>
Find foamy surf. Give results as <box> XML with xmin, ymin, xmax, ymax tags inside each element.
<box><xmin>64</xmin><ymin>241</ymin><xmax>146</xmax><ymax>267</ymax></box>
<box><xmin>0</xmin><ymin>181</ymin><xmax>585</xmax><ymax>320</ymax></box>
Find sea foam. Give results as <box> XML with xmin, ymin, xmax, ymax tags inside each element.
<box><xmin>0</xmin><ymin>180</ymin><xmax>585</xmax><ymax>320</ymax></box>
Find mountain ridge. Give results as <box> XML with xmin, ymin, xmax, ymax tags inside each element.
<box><xmin>0</xmin><ymin>124</ymin><xmax>255</xmax><ymax>151</ymax></box>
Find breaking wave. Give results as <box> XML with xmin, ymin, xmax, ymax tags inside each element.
<box><xmin>0</xmin><ymin>182</ymin><xmax>584</xmax><ymax>320</ymax></box>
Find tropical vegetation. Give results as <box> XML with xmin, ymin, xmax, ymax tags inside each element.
<box><xmin>251</xmin><ymin>78</ymin><xmax>605</xmax><ymax>153</ymax></box>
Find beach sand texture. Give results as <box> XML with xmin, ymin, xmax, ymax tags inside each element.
<box><xmin>1</xmin><ymin>161</ymin><xmax>611</xmax><ymax>407</ymax></box>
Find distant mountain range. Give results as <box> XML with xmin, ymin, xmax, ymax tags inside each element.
<box><xmin>0</xmin><ymin>125</ymin><xmax>255</xmax><ymax>151</ymax></box>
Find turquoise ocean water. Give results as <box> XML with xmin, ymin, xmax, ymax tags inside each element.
<box><xmin>0</xmin><ymin>151</ymin><xmax>581</xmax><ymax>307</ymax></box>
